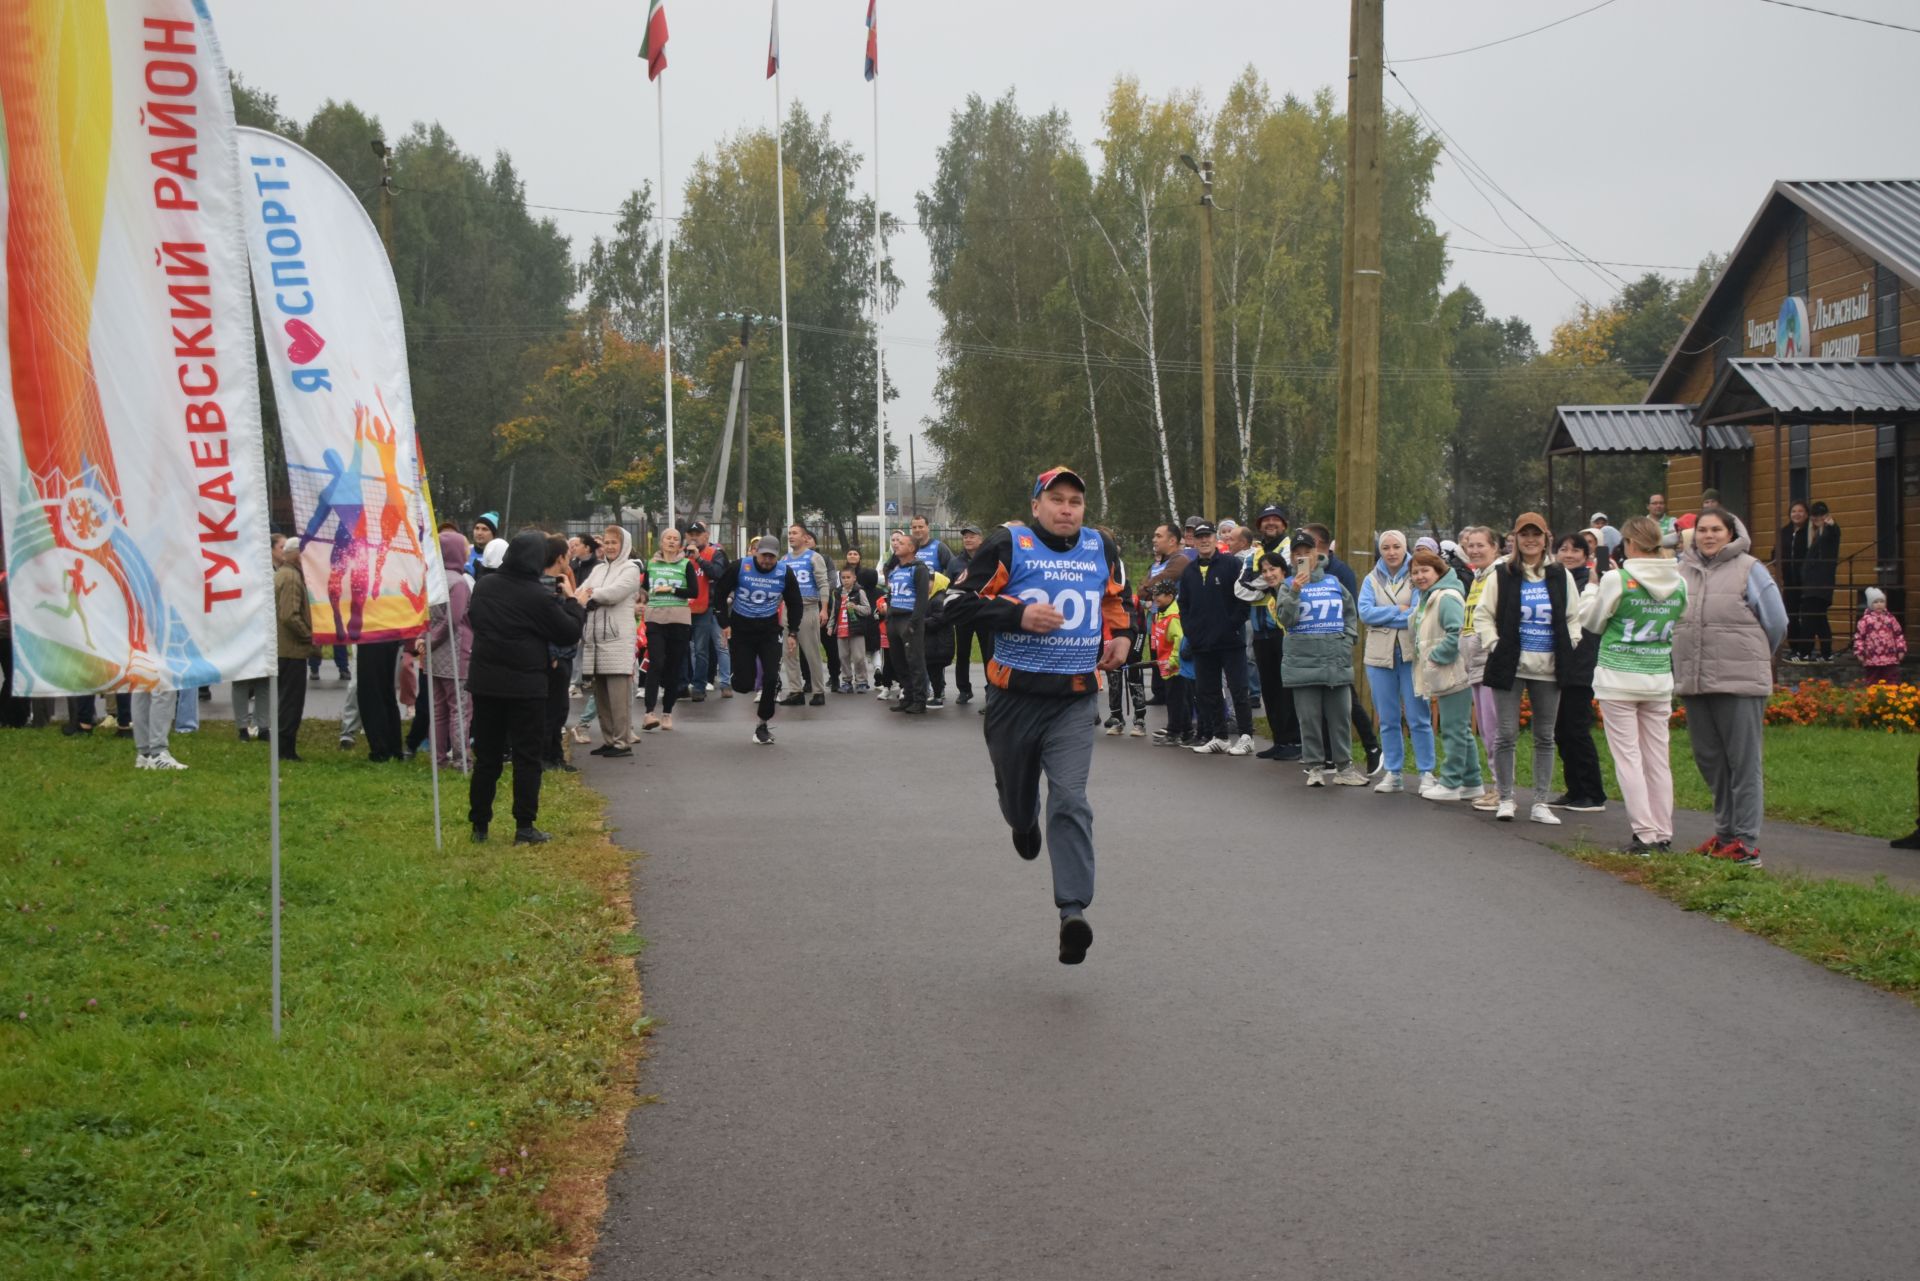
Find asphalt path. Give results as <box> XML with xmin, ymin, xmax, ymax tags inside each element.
<box><xmin>574</xmin><ymin>689</ymin><xmax>1920</xmax><ymax>1281</ymax></box>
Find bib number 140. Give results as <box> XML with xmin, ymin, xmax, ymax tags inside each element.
<box><xmin>1018</xmin><ymin>586</ymin><xmax>1102</xmax><ymax>630</ymax></box>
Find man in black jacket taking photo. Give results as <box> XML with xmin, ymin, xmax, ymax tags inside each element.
<box><xmin>467</xmin><ymin>530</ymin><xmax>586</xmax><ymax>845</ymax></box>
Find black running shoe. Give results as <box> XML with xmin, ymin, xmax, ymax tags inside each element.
<box><xmin>753</xmin><ymin>722</ymin><xmax>774</xmax><ymax>746</ymax></box>
<box><xmin>602</xmin><ymin>746</ymin><xmax>633</xmax><ymax>758</ymax></box>
<box><xmin>471</xmin><ymin>825</ymin><xmax>489</xmax><ymax>843</ymax></box>
<box><xmin>1013</xmin><ymin>824</ymin><xmax>1042</xmax><ymax>861</ymax></box>
<box><xmin>809</xmin><ymin>692</ymin><xmax>826</xmax><ymax>707</ymax></box>
<box><xmin>513</xmin><ymin>827</ymin><xmax>553</xmax><ymax>845</ymax></box>
<box><xmin>1892</xmin><ymin>828</ymin><xmax>1920</xmax><ymax>851</ymax></box>
<box><xmin>1365</xmin><ymin>744</ymin><xmax>1383</xmax><ymax>776</ymax></box>
<box><xmin>1058</xmin><ymin>914</ymin><xmax>1093</xmax><ymax>965</ymax></box>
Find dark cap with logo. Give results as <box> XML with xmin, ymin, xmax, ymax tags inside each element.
<box><xmin>1257</xmin><ymin>504</ymin><xmax>1289</xmax><ymax>524</ymax></box>
<box><xmin>752</xmin><ymin>535</ymin><xmax>782</xmax><ymax>557</ymax></box>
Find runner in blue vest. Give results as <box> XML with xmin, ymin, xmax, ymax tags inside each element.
<box><xmin>946</xmin><ymin>467</ymin><xmax>1132</xmax><ymax>965</ymax></box>
<box><xmin>711</xmin><ymin>535</ymin><xmax>806</xmax><ymax>746</ymax></box>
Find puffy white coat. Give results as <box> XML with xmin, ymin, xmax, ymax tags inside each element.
<box><xmin>578</xmin><ymin>526</ymin><xmax>642</xmax><ymax>676</ymax></box>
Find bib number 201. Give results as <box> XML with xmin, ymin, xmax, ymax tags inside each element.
<box><xmin>1018</xmin><ymin>586</ymin><xmax>1102</xmax><ymax>630</ymax></box>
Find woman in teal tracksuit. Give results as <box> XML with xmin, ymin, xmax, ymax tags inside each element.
<box><xmin>1410</xmin><ymin>549</ymin><xmax>1482</xmax><ymax>800</ymax></box>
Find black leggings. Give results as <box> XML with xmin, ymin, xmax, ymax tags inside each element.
<box><xmin>730</xmin><ymin>625</ymin><xmax>784</xmax><ymax>722</ymax></box>
<box><xmin>645</xmin><ymin>622</ymin><xmax>691</xmax><ymax>713</ymax></box>
<box><xmin>357</xmin><ymin>640</ymin><xmax>404</xmax><ymax>760</ymax></box>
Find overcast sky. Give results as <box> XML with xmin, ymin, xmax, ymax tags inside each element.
<box><xmin>220</xmin><ymin>0</ymin><xmax>1919</xmax><ymax>469</ymax></box>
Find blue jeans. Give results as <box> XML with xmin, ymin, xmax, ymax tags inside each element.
<box><xmin>1366</xmin><ymin>658</ymin><xmax>1434</xmax><ymax>773</ymax></box>
<box><xmin>173</xmin><ymin>687</ymin><xmax>201</xmax><ymax>733</ymax></box>
<box><xmin>688</xmin><ymin>611</ymin><xmax>730</xmax><ymax>691</ymax></box>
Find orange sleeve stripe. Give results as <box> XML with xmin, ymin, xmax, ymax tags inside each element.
<box><xmin>978</xmin><ymin>561</ymin><xmax>1010</xmax><ymax>599</ymax></box>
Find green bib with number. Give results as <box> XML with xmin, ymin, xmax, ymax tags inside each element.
<box><xmin>1598</xmin><ymin>577</ymin><xmax>1687</xmax><ymax>675</ymax></box>
<box><xmin>647</xmin><ymin>558</ymin><xmax>690</xmax><ymax>608</ymax></box>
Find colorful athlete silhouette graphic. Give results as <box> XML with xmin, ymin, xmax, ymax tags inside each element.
<box><xmin>301</xmin><ymin>431</ymin><xmax>374</xmax><ymax>641</ymax></box>
<box><xmin>360</xmin><ymin>395</ymin><xmax>428</xmax><ymax>614</ymax></box>
<box><xmin>35</xmin><ymin>557</ymin><xmax>100</xmax><ymax>651</ymax></box>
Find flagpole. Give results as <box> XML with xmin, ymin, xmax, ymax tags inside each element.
<box><xmin>267</xmin><ymin>661</ymin><xmax>282</xmax><ymax>1039</ymax></box>
<box><xmin>773</xmin><ymin>0</ymin><xmax>796</xmax><ymax>530</ymax></box>
<box><xmin>871</xmin><ymin>47</ymin><xmax>884</xmax><ymax>536</ymax></box>
<box><xmin>423</xmin><ymin>631</ymin><xmax>443</xmax><ymax>849</ymax></box>
<box><xmin>658</xmin><ymin>75</ymin><xmax>676</xmax><ymax>530</ymax></box>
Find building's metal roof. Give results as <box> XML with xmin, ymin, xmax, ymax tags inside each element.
<box><xmin>1546</xmin><ymin>404</ymin><xmax>1750</xmax><ymax>456</ymax></box>
<box><xmin>1785</xmin><ymin>180</ymin><xmax>1920</xmax><ymax>285</ymax></box>
<box><xmin>1648</xmin><ymin>179</ymin><xmax>1920</xmax><ymax>403</ymax></box>
<box><xmin>1703</xmin><ymin>357</ymin><xmax>1920</xmax><ymax>421</ymax></box>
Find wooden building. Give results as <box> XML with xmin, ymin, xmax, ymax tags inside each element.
<box><xmin>1553</xmin><ymin>180</ymin><xmax>1920</xmax><ymax>645</ymax></box>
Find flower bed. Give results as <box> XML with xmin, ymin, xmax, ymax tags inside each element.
<box><xmin>1516</xmin><ymin>679</ymin><xmax>1918</xmax><ymax>733</ymax></box>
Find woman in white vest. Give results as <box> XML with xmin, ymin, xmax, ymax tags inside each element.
<box><xmin>1581</xmin><ymin>516</ymin><xmax>1684</xmax><ymax>854</ymax></box>
<box><xmin>1358</xmin><ymin>530</ymin><xmax>1436</xmax><ymax>793</ymax></box>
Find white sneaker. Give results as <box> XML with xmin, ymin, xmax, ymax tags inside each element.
<box><xmin>1226</xmin><ymin>734</ymin><xmax>1254</xmax><ymax>756</ymax></box>
<box><xmin>1530</xmin><ymin>803</ymin><xmax>1563</xmax><ymax>826</ymax></box>
<box><xmin>876</xmin><ymin>687</ymin><xmax>891</xmax><ymax>700</ymax></box>
<box><xmin>133</xmin><ymin>753</ymin><xmax>156</xmax><ymax>771</ymax></box>
<box><xmin>1374</xmin><ymin>773</ymin><xmax>1403</xmax><ymax>794</ymax></box>
<box><xmin>1418</xmin><ymin>771</ymin><xmax>1438</xmax><ymax>792</ymax></box>
<box><xmin>1192</xmin><ymin>737</ymin><xmax>1230</xmax><ymax>754</ymax></box>
<box><xmin>1128</xmin><ymin>722</ymin><xmax>1147</xmax><ymax>738</ymax></box>
<box><xmin>1460</xmin><ymin>783</ymin><xmax>1486</xmax><ymax>799</ymax></box>
<box><xmin>1306</xmin><ymin>768</ymin><xmax>1326</xmax><ymax>787</ymax></box>
<box><xmin>1421</xmin><ymin>784</ymin><xmax>1463</xmax><ymax>802</ymax></box>
<box><xmin>1332</xmin><ymin>766</ymin><xmax>1370</xmax><ymax>786</ymax></box>
<box><xmin>1495</xmin><ymin>798</ymin><xmax>1517</xmax><ymax>821</ymax></box>
<box><xmin>153</xmin><ymin>750</ymin><xmax>188</xmax><ymax>771</ymax></box>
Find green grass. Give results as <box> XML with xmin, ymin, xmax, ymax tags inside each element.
<box><xmin>1254</xmin><ymin>709</ymin><xmax>1915</xmax><ymax>840</ymax></box>
<box><xmin>1571</xmin><ymin>848</ymin><xmax>1920</xmax><ymax>1003</ymax></box>
<box><xmin>0</xmin><ymin>721</ymin><xmax>643</xmax><ymax>1280</ymax></box>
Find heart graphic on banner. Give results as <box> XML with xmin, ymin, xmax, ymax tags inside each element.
<box><xmin>284</xmin><ymin>318</ymin><xmax>327</xmax><ymax>365</ymax></box>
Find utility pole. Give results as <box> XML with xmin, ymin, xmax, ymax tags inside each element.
<box><xmin>1181</xmin><ymin>154</ymin><xmax>1218</xmax><ymax>519</ymax></box>
<box><xmin>371</xmin><ymin>138</ymin><xmax>393</xmax><ymax>259</ymax></box>
<box><xmin>1335</xmin><ymin>0</ymin><xmax>1384</xmax><ymax>581</ymax></box>
<box><xmin>908</xmin><ymin>436</ymin><xmax>918</xmax><ymax>519</ymax></box>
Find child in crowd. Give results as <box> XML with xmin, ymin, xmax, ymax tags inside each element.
<box><xmin>1410</xmin><ymin>549</ymin><xmax>1483</xmax><ymax>803</ymax></box>
<box><xmin>831</xmin><ymin>567</ymin><xmax>873</xmax><ymax>692</ymax></box>
<box><xmin>1854</xmin><ymin>587</ymin><xmax>1906</xmax><ymax>685</ymax></box>
<box><xmin>1149</xmin><ymin>579</ymin><xmax>1192</xmax><ymax>746</ymax></box>
<box><xmin>1268</xmin><ymin>537</ymin><xmax>1365</xmax><ymax>787</ymax></box>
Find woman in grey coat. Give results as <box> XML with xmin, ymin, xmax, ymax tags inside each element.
<box><xmin>574</xmin><ymin>524</ymin><xmax>642</xmax><ymax>753</ymax></box>
<box><xmin>1672</xmin><ymin>510</ymin><xmax>1787</xmax><ymax>867</ymax></box>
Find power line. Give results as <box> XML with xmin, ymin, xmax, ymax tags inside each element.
<box><xmin>1388</xmin><ymin>0</ymin><xmax>1623</xmax><ymax>63</ymax></box>
<box><xmin>1754</xmin><ymin>0</ymin><xmax>1920</xmax><ymax>36</ymax></box>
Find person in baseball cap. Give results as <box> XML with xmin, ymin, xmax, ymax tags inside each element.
<box><xmin>707</xmin><ymin>535</ymin><xmax>805</xmax><ymax>745</ymax></box>
<box><xmin>943</xmin><ymin>464</ymin><xmax>1129</xmax><ymax>965</ymax></box>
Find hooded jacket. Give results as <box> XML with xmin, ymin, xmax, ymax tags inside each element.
<box><xmin>577</xmin><ymin>526</ymin><xmax>643</xmax><ymax>676</ymax></box>
<box><xmin>425</xmin><ymin>530</ymin><xmax>473</xmax><ymax>679</ymax></box>
<box><xmin>467</xmin><ymin>531</ymin><xmax>586</xmax><ymax>700</ymax></box>
<box><xmin>1672</xmin><ymin>527</ymin><xmax>1787</xmax><ymax>699</ymax></box>
<box><xmin>1580</xmin><ymin>556</ymin><xmax>1685</xmax><ymax>702</ymax></box>
<box><xmin>1269</xmin><ymin>564</ymin><xmax>1357</xmax><ymax>687</ymax></box>
<box><xmin>1358</xmin><ymin>548</ymin><xmax>1419</xmax><ymax>668</ymax></box>
<box><xmin>1411</xmin><ymin>568</ymin><xmax>1469</xmax><ymax>700</ymax></box>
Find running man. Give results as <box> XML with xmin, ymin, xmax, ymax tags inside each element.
<box><xmin>711</xmin><ymin>535</ymin><xmax>805</xmax><ymax>745</ymax></box>
<box><xmin>360</xmin><ymin>401</ymin><xmax>427</xmax><ymax>612</ymax></box>
<box><xmin>36</xmin><ymin>556</ymin><xmax>99</xmax><ymax>651</ymax></box>
<box><xmin>947</xmin><ymin>467</ymin><xmax>1132</xmax><ymax>965</ymax></box>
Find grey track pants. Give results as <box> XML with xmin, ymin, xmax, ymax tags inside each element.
<box><xmin>1293</xmin><ymin>683</ymin><xmax>1352</xmax><ymax>770</ymax></box>
<box><xmin>1681</xmin><ymin>693</ymin><xmax>1767</xmax><ymax>845</ymax></box>
<box><xmin>983</xmin><ymin>688</ymin><xmax>1098</xmax><ymax>919</ymax></box>
<box><xmin>1493</xmin><ymin>678</ymin><xmax>1561</xmax><ymax>803</ymax></box>
<box><xmin>131</xmin><ymin>690</ymin><xmax>178</xmax><ymax>756</ymax></box>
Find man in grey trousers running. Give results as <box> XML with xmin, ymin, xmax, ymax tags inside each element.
<box><xmin>946</xmin><ymin>467</ymin><xmax>1132</xmax><ymax>964</ymax></box>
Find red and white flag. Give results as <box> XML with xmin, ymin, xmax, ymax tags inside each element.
<box><xmin>639</xmin><ymin>0</ymin><xmax>669</xmax><ymax>80</ymax></box>
<box><xmin>766</xmin><ymin>0</ymin><xmax>781</xmax><ymax>78</ymax></box>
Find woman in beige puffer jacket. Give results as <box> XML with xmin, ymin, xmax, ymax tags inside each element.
<box><xmin>575</xmin><ymin>524</ymin><xmax>641</xmax><ymax>750</ymax></box>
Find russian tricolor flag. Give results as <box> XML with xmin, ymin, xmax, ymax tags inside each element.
<box><xmin>865</xmin><ymin>0</ymin><xmax>878</xmax><ymax>81</ymax></box>
<box><xmin>767</xmin><ymin>0</ymin><xmax>780</xmax><ymax>78</ymax></box>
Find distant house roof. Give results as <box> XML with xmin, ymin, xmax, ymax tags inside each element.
<box><xmin>1647</xmin><ymin>179</ymin><xmax>1920</xmax><ymax>404</ymax></box>
<box><xmin>1698</xmin><ymin>357</ymin><xmax>1920</xmax><ymax>424</ymax></box>
<box><xmin>1546</xmin><ymin>404</ymin><xmax>1751</xmax><ymax>456</ymax></box>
